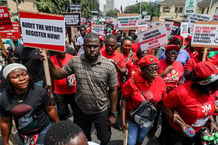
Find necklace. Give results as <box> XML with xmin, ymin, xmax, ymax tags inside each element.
<box><xmin>14</xmin><ymin>91</ymin><xmax>28</xmax><ymax>103</ymax></box>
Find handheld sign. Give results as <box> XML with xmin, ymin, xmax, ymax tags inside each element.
<box><xmin>0</xmin><ymin>7</ymin><xmax>13</xmax><ymax>31</ymax></box>
<box><xmin>180</xmin><ymin>22</ymin><xmax>188</xmax><ymax>38</ymax></box>
<box><xmin>91</xmin><ymin>24</ymin><xmax>105</xmax><ymax>35</ymax></box>
<box><xmin>188</xmin><ymin>14</ymin><xmax>213</xmax><ymax>35</ymax></box>
<box><xmin>138</xmin><ymin>24</ymin><xmax>168</xmax><ymax>51</ymax></box>
<box><xmin>19</xmin><ymin>11</ymin><xmax>65</xmax><ymax>52</ymax></box>
<box><xmin>118</xmin><ymin>13</ymin><xmax>139</xmax><ymax>30</ymax></box>
<box><xmin>64</xmin><ymin>13</ymin><xmax>80</xmax><ymax>27</ymax></box>
<box><xmin>191</xmin><ymin>21</ymin><xmax>218</xmax><ymax>48</ymax></box>
<box><xmin>184</xmin><ymin>0</ymin><xmax>198</xmax><ymax>16</ymax></box>
<box><xmin>0</xmin><ymin>22</ymin><xmax>21</xmax><ymax>39</ymax></box>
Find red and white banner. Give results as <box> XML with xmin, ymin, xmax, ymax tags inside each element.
<box><xmin>0</xmin><ymin>7</ymin><xmax>13</xmax><ymax>31</ymax></box>
<box><xmin>91</xmin><ymin>24</ymin><xmax>105</xmax><ymax>35</ymax></box>
<box><xmin>138</xmin><ymin>24</ymin><xmax>168</xmax><ymax>51</ymax></box>
<box><xmin>19</xmin><ymin>11</ymin><xmax>65</xmax><ymax>52</ymax></box>
<box><xmin>0</xmin><ymin>22</ymin><xmax>21</xmax><ymax>39</ymax></box>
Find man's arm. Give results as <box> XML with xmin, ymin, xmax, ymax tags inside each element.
<box><xmin>46</xmin><ymin>105</ymin><xmax>60</xmax><ymax>123</ymax></box>
<box><xmin>1</xmin><ymin>117</ymin><xmax>12</xmax><ymax>145</ymax></box>
<box><xmin>111</xmin><ymin>60</ymin><xmax>126</xmax><ymax>76</ymax></box>
<box><xmin>108</xmin><ymin>86</ymin><xmax>118</xmax><ymax>125</ymax></box>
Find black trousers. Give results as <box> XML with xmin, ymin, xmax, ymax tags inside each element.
<box><xmin>74</xmin><ymin>105</ymin><xmax>111</xmax><ymax>145</ymax></box>
<box><xmin>159</xmin><ymin>115</ymin><xmax>201</xmax><ymax>145</ymax></box>
<box><xmin>54</xmin><ymin>93</ymin><xmax>76</xmax><ymax>120</ymax></box>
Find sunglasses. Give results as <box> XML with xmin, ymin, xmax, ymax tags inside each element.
<box><xmin>166</xmin><ymin>51</ymin><xmax>178</xmax><ymax>55</ymax></box>
<box><xmin>143</xmin><ymin>66</ymin><xmax>159</xmax><ymax>73</ymax></box>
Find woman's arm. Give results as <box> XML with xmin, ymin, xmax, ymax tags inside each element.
<box><xmin>1</xmin><ymin>117</ymin><xmax>12</xmax><ymax>145</ymax></box>
<box><xmin>46</xmin><ymin>105</ymin><xmax>59</xmax><ymax>123</ymax></box>
<box><xmin>159</xmin><ymin>65</ymin><xmax>173</xmax><ymax>78</ymax></box>
<box><xmin>121</xmin><ymin>98</ymin><xmax>128</xmax><ymax>130</ymax></box>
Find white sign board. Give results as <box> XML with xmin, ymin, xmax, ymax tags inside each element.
<box><xmin>188</xmin><ymin>14</ymin><xmax>213</xmax><ymax>35</ymax></box>
<box><xmin>143</xmin><ymin>15</ymin><xmax>151</xmax><ymax>21</ymax></box>
<box><xmin>184</xmin><ymin>0</ymin><xmax>198</xmax><ymax>15</ymax></box>
<box><xmin>151</xmin><ymin>21</ymin><xmax>173</xmax><ymax>37</ymax></box>
<box><xmin>192</xmin><ymin>22</ymin><xmax>218</xmax><ymax>48</ymax></box>
<box><xmin>19</xmin><ymin>11</ymin><xmax>65</xmax><ymax>52</ymax></box>
<box><xmin>118</xmin><ymin>14</ymin><xmax>139</xmax><ymax>29</ymax></box>
<box><xmin>91</xmin><ymin>24</ymin><xmax>105</xmax><ymax>35</ymax></box>
<box><xmin>180</xmin><ymin>22</ymin><xmax>189</xmax><ymax>38</ymax></box>
<box><xmin>213</xmin><ymin>8</ymin><xmax>218</xmax><ymax>21</ymax></box>
<box><xmin>138</xmin><ymin>24</ymin><xmax>168</xmax><ymax>51</ymax></box>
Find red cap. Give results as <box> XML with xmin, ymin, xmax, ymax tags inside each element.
<box><xmin>172</xmin><ymin>35</ymin><xmax>184</xmax><ymax>41</ymax></box>
<box><xmin>138</xmin><ymin>55</ymin><xmax>159</xmax><ymax>69</ymax></box>
<box><xmin>99</xmin><ymin>35</ymin><xmax>105</xmax><ymax>41</ymax></box>
<box><xmin>165</xmin><ymin>44</ymin><xmax>180</xmax><ymax>52</ymax></box>
<box><xmin>194</xmin><ymin>61</ymin><xmax>218</xmax><ymax>79</ymax></box>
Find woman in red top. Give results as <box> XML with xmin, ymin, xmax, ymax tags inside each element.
<box><xmin>158</xmin><ymin>44</ymin><xmax>184</xmax><ymax>93</ymax></box>
<box><xmin>122</xmin><ymin>55</ymin><xmax>166</xmax><ymax>145</ymax></box>
<box><xmin>121</xmin><ymin>37</ymin><xmax>138</xmax><ymax>81</ymax></box>
<box><xmin>159</xmin><ymin>61</ymin><xmax>218</xmax><ymax>145</ymax></box>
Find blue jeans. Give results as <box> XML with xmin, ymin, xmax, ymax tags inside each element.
<box><xmin>126</xmin><ymin>120</ymin><xmax>151</xmax><ymax>145</ymax></box>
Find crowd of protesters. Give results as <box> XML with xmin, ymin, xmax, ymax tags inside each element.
<box><xmin>0</xmin><ymin>21</ymin><xmax>218</xmax><ymax>145</ymax></box>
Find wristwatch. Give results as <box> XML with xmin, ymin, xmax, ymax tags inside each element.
<box><xmin>111</xmin><ymin>111</ymin><xmax>118</xmax><ymax>117</ymax></box>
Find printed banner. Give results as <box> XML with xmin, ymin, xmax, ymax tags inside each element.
<box><xmin>184</xmin><ymin>0</ymin><xmax>198</xmax><ymax>15</ymax></box>
<box><xmin>192</xmin><ymin>22</ymin><xmax>218</xmax><ymax>48</ymax></box>
<box><xmin>136</xmin><ymin>24</ymin><xmax>148</xmax><ymax>34</ymax></box>
<box><xmin>138</xmin><ymin>24</ymin><xmax>168</xmax><ymax>51</ymax></box>
<box><xmin>188</xmin><ymin>14</ymin><xmax>213</xmax><ymax>35</ymax></box>
<box><xmin>19</xmin><ymin>11</ymin><xmax>65</xmax><ymax>52</ymax></box>
<box><xmin>91</xmin><ymin>24</ymin><xmax>105</xmax><ymax>35</ymax></box>
<box><xmin>180</xmin><ymin>22</ymin><xmax>189</xmax><ymax>38</ymax></box>
<box><xmin>64</xmin><ymin>13</ymin><xmax>80</xmax><ymax>27</ymax></box>
<box><xmin>118</xmin><ymin>14</ymin><xmax>139</xmax><ymax>29</ymax></box>
<box><xmin>0</xmin><ymin>22</ymin><xmax>21</xmax><ymax>39</ymax></box>
<box><xmin>0</xmin><ymin>7</ymin><xmax>12</xmax><ymax>31</ymax></box>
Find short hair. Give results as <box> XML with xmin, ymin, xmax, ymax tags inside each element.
<box><xmin>44</xmin><ymin>121</ymin><xmax>84</xmax><ymax>145</ymax></box>
<box><xmin>121</xmin><ymin>37</ymin><xmax>131</xmax><ymax>47</ymax></box>
<box><xmin>84</xmin><ymin>32</ymin><xmax>99</xmax><ymax>42</ymax></box>
<box><xmin>80</xmin><ymin>25</ymin><xmax>86</xmax><ymax>30</ymax></box>
<box><xmin>105</xmin><ymin>34</ymin><xmax>117</xmax><ymax>42</ymax></box>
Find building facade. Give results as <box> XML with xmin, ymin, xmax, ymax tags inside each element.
<box><xmin>105</xmin><ymin>0</ymin><xmax>114</xmax><ymax>12</ymax></box>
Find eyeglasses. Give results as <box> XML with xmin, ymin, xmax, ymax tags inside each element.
<box><xmin>167</xmin><ymin>51</ymin><xmax>178</xmax><ymax>55</ymax></box>
<box><xmin>143</xmin><ymin>66</ymin><xmax>159</xmax><ymax>73</ymax></box>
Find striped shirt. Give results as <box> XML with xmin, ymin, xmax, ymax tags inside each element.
<box><xmin>63</xmin><ymin>54</ymin><xmax>118</xmax><ymax>114</ymax></box>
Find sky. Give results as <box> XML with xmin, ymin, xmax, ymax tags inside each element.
<box><xmin>99</xmin><ymin>0</ymin><xmax>159</xmax><ymax>12</ymax></box>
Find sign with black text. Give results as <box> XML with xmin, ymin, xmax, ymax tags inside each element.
<box><xmin>19</xmin><ymin>11</ymin><xmax>65</xmax><ymax>52</ymax></box>
<box><xmin>138</xmin><ymin>24</ymin><xmax>168</xmax><ymax>50</ymax></box>
<box><xmin>0</xmin><ymin>7</ymin><xmax>12</xmax><ymax>31</ymax></box>
<box><xmin>184</xmin><ymin>0</ymin><xmax>198</xmax><ymax>15</ymax></box>
<box><xmin>192</xmin><ymin>22</ymin><xmax>218</xmax><ymax>48</ymax></box>
<box><xmin>64</xmin><ymin>13</ymin><xmax>80</xmax><ymax>27</ymax></box>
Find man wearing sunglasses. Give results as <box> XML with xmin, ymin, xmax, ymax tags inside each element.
<box><xmin>158</xmin><ymin>44</ymin><xmax>184</xmax><ymax>93</ymax></box>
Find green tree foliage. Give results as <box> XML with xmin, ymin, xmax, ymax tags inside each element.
<box><xmin>106</xmin><ymin>9</ymin><xmax>119</xmax><ymax>18</ymax></box>
<box><xmin>124</xmin><ymin>2</ymin><xmax>160</xmax><ymax>18</ymax></box>
<box><xmin>34</xmin><ymin>0</ymin><xmax>73</xmax><ymax>14</ymax></box>
<box><xmin>80</xmin><ymin>0</ymin><xmax>99</xmax><ymax>18</ymax></box>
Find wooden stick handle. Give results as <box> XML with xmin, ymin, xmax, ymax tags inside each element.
<box><xmin>42</xmin><ymin>49</ymin><xmax>52</xmax><ymax>86</ymax></box>
<box><xmin>202</xmin><ymin>48</ymin><xmax>208</xmax><ymax>62</ymax></box>
<box><xmin>0</xmin><ymin>36</ymin><xmax>8</xmax><ymax>59</ymax></box>
<box><xmin>123</xmin><ymin>124</ymin><xmax>128</xmax><ymax>145</ymax></box>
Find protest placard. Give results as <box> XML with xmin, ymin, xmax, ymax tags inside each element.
<box><xmin>91</xmin><ymin>24</ymin><xmax>105</xmax><ymax>35</ymax></box>
<box><xmin>188</xmin><ymin>14</ymin><xmax>213</xmax><ymax>35</ymax></box>
<box><xmin>143</xmin><ymin>15</ymin><xmax>151</xmax><ymax>21</ymax></box>
<box><xmin>136</xmin><ymin>24</ymin><xmax>148</xmax><ymax>34</ymax></box>
<box><xmin>138</xmin><ymin>24</ymin><xmax>168</xmax><ymax>51</ymax></box>
<box><xmin>118</xmin><ymin>13</ymin><xmax>139</xmax><ymax>30</ymax></box>
<box><xmin>151</xmin><ymin>21</ymin><xmax>173</xmax><ymax>37</ymax></box>
<box><xmin>213</xmin><ymin>9</ymin><xmax>218</xmax><ymax>21</ymax></box>
<box><xmin>0</xmin><ymin>7</ymin><xmax>12</xmax><ymax>31</ymax></box>
<box><xmin>180</xmin><ymin>22</ymin><xmax>188</xmax><ymax>38</ymax></box>
<box><xmin>191</xmin><ymin>21</ymin><xmax>218</xmax><ymax>48</ymax></box>
<box><xmin>64</xmin><ymin>13</ymin><xmax>80</xmax><ymax>27</ymax></box>
<box><xmin>184</xmin><ymin>0</ymin><xmax>198</xmax><ymax>16</ymax></box>
<box><xmin>19</xmin><ymin>11</ymin><xmax>65</xmax><ymax>52</ymax></box>
<box><xmin>69</xmin><ymin>4</ymin><xmax>81</xmax><ymax>12</ymax></box>
<box><xmin>0</xmin><ymin>22</ymin><xmax>21</xmax><ymax>39</ymax></box>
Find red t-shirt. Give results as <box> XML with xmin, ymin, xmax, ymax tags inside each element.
<box><xmin>158</xmin><ymin>60</ymin><xmax>184</xmax><ymax>91</ymax></box>
<box><xmin>51</xmin><ymin>54</ymin><xmax>76</xmax><ymax>94</ymax></box>
<box><xmin>101</xmin><ymin>50</ymin><xmax>126</xmax><ymax>88</ymax></box>
<box><xmin>122</xmin><ymin>70</ymin><xmax>166</xmax><ymax>118</ymax></box>
<box><xmin>163</xmin><ymin>82</ymin><xmax>216</xmax><ymax>132</ymax></box>
<box><xmin>122</xmin><ymin>52</ymin><xmax>138</xmax><ymax>79</ymax></box>
<box><xmin>184</xmin><ymin>57</ymin><xmax>200</xmax><ymax>71</ymax></box>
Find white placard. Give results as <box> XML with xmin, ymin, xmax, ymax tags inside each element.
<box><xmin>188</xmin><ymin>14</ymin><xmax>213</xmax><ymax>35</ymax></box>
<box><xmin>118</xmin><ymin>15</ymin><xmax>139</xmax><ymax>29</ymax></box>
<box><xmin>138</xmin><ymin>24</ymin><xmax>168</xmax><ymax>51</ymax></box>
<box><xmin>91</xmin><ymin>24</ymin><xmax>105</xmax><ymax>35</ymax></box>
<box><xmin>180</xmin><ymin>22</ymin><xmax>189</xmax><ymax>38</ymax></box>
<box><xmin>184</xmin><ymin>0</ymin><xmax>198</xmax><ymax>15</ymax></box>
<box><xmin>191</xmin><ymin>22</ymin><xmax>218</xmax><ymax>48</ymax></box>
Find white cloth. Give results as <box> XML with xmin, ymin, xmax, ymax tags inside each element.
<box><xmin>3</xmin><ymin>63</ymin><xmax>27</xmax><ymax>79</ymax></box>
